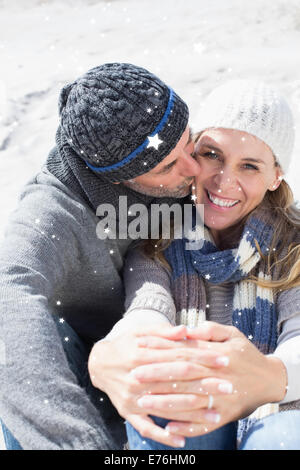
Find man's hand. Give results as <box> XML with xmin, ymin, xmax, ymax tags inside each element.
<box><xmin>88</xmin><ymin>324</ymin><xmax>194</xmax><ymax>447</ymax></box>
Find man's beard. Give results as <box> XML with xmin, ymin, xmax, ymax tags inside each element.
<box><xmin>122</xmin><ymin>177</ymin><xmax>193</xmax><ymax>198</ymax></box>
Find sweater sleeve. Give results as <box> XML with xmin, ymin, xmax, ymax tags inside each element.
<box><xmin>277</xmin><ymin>286</ymin><xmax>300</xmax><ymax>328</ymax></box>
<box><xmin>103</xmin><ymin>247</ymin><xmax>176</xmax><ymax>341</ymax></box>
<box><xmin>0</xmin><ymin>176</ymin><xmax>113</xmax><ymax>450</ymax></box>
<box><xmin>270</xmin><ymin>289</ymin><xmax>300</xmax><ymax>404</ymax></box>
<box><xmin>124</xmin><ymin>247</ymin><xmax>176</xmax><ymax>323</ymax></box>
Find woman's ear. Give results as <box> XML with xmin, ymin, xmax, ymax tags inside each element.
<box><xmin>269</xmin><ymin>168</ymin><xmax>284</xmax><ymax>191</ymax></box>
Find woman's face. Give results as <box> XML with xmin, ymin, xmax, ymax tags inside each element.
<box><xmin>193</xmin><ymin>128</ymin><xmax>282</xmax><ymax>235</ymax></box>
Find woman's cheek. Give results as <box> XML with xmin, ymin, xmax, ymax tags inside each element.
<box><xmin>246</xmin><ymin>174</ymin><xmax>269</xmax><ymax>196</ymax></box>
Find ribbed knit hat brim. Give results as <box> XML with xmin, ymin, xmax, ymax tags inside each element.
<box><xmin>193</xmin><ymin>80</ymin><xmax>294</xmax><ymax>173</ymax></box>
<box><xmin>58</xmin><ymin>63</ymin><xmax>189</xmax><ymax>182</ymax></box>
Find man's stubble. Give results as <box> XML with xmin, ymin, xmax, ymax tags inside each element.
<box><xmin>122</xmin><ymin>177</ymin><xmax>194</xmax><ymax>198</ymax></box>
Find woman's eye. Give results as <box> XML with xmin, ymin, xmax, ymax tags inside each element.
<box><xmin>243</xmin><ymin>163</ymin><xmax>259</xmax><ymax>171</ymax></box>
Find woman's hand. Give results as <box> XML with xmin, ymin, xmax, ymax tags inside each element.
<box><xmin>130</xmin><ymin>322</ymin><xmax>288</xmax><ymax>440</ymax></box>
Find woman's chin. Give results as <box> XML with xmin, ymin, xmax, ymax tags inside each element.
<box><xmin>204</xmin><ymin>215</ymin><xmax>238</xmax><ymax>232</ymax></box>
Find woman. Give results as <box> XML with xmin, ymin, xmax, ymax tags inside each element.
<box><xmin>108</xmin><ymin>80</ymin><xmax>300</xmax><ymax>450</ymax></box>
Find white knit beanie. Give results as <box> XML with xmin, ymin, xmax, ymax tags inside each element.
<box><xmin>193</xmin><ymin>80</ymin><xmax>295</xmax><ymax>173</ymax></box>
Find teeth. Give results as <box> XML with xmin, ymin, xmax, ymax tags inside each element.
<box><xmin>208</xmin><ymin>191</ymin><xmax>239</xmax><ymax>208</ymax></box>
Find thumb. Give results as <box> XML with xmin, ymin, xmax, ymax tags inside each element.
<box><xmin>186</xmin><ymin>321</ymin><xmax>237</xmax><ymax>342</ymax></box>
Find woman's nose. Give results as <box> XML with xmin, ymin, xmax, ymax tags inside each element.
<box><xmin>213</xmin><ymin>168</ymin><xmax>239</xmax><ymax>192</ymax></box>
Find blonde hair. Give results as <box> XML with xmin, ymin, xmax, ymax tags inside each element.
<box><xmin>142</xmin><ymin>132</ymin><xmax>300</xmax><ymax>292</ymax></box>
<box><xmin>250</xmin><ymin>179</ymin><xmax>300</xmax><ymax>291</ymax></box>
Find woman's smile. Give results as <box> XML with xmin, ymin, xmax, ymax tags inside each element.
<box><xmin>204</xmin><ymin>189</ymin><xmax>240</xmax><ymax>211</ymax></box>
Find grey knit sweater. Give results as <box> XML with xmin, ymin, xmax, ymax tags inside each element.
<box><xmin>0</xmin><ymin>167</ymin><xmax>137</xmax><ymax>450</ymax></box>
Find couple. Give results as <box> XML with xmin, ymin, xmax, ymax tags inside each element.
<box><xmin>0</xmin><ymin>63</ymin><xmax>299</xmax><ymax>450</ymax></box>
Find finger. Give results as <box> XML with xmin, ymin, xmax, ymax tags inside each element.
<box><xmin>137</xmin><ymin>336</ymin><xmax>194</xmax><ymax>350</ymax></box>
<box><xmin>133</xmin><ymin>399</ymin><xmax>221</xmax><ymax>424</ymax></box>
<box><xmin>137</xmin><ymin>336</ymin><xmax>219</xmax><ymax>350</ymax></box>
<box><xmin>137</xmin><ymin>393</ymin><xmax>208</xmax><ymax>413</ymax></box>
<box><xmin>135</xmin><ymin>324</ymin><xmax>188</xmax><ymax>341</ymax></box>
<box><xmin>166</xmin><ymin>408</ymin><xmax>222</xmax><ymax>428</ymax></box>
<box><xmin>131</xmin><ymin>361</ymin><xmax>212</xmax><ymax>383</ymax></box>
<box><xmin>187</xmin><ymin>321</ymin><xmax>237</xmax><ymax>342</ymax></box>
<box><xmin>199</xmin><ymin>378</ymin><xmax>234</xmax><ymax>395</ymax></box>
<box><xmin>143</xmin><ymin>378</ymin><xmax>233</xmax><ymax>396</ymax></box>
<box><xmin>128</xmin><ymin>414</ymin><xmax>186</xmax><ymax>448</ymax></box>
<box><xmin>134</xmin><ymin>346</ymin><xmax>229</xmax><ymax>368</ymax></box>
<box><xmin>165</xmin><ymin>421</ymin><xmax>215</xmax><ymax>438</ymax></box>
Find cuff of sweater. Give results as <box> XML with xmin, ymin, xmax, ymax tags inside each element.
<box><xmin>125</xmin><ymin>295</ymin><xmax>176</xmax><ymax>324</ymax></box>
<box><xmin>269</xmin><ymin>336</ymin><xmax>300</xmax><ymax>404</ymax></box>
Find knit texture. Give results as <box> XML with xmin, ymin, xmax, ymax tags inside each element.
<box><xmin>0</xmin><ymin>168</ymin><xmax>129</xmax><ymax>449</ymax></box>
<box><xmin>123</xmin><ymin>246</ymin><xmax>300</xmax><ymax>405</ymax></box>
<box><xmin>46</xmin><ymin>125</ymin><xmax>178</xmax><ymax>237</ymax></box>
<box><xmin>163</xmin><ymin>204</ymin><xmax>300</xmax><ymax>440</ymax></box>
<box><xmin>47</xmin><ymin>126</ymin><xmax>159</xmax><ymax>214</ymax></box>
<box><xmin>123</xmin><ymin>239</ymin><xmax>300</xmax><ymax>444</ymax></box>
<box><xmin>0</xmin><ymin>134</ymin><xmax>187</xmax><ymax>449</ymax></box>
<box><xmin>59</xmin><ymin>63</ymin><xmax>189</xmax><ymax>182</ymax></box>
<box><xmin>193</xmin><ymin>80</ymin><xmax>294</xmax><ymax>173</ymax></box>
<box><xmin>165</xmin><ymin>207</ymin><xmax>277</xmax><ymax>351</ymax></box>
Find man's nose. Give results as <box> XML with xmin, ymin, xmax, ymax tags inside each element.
<box><xmin>178</xmin><ymin>152</ymin><xmax>201</xmax><ymax>177</ymax></box>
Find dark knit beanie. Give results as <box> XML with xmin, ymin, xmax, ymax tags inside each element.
<box><xmin>58</xmin><ymin>63</ymin><xmax>189</xmax><ymax>182</ymax></box>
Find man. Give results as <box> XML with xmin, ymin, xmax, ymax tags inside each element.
<box><xmin>0</xmin><ymin>63</ymin><xmax>200</xmax><ymax>449</ymax></box>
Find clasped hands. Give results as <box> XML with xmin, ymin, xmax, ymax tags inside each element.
<box><xmin>88</xmin><ymin>321</ymin><xmax>287</xmax><ymax>448</ymax></box>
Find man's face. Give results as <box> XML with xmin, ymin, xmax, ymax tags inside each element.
<box><xmin>122</xmin><ymin>126</ymin><xmax>201</xmax><ymax>198</ymax></box>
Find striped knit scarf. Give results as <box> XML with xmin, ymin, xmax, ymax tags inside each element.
<box><xmin>164</xmin><ymin>206</ymin><xmax>278</xmax><ymax>354</ymax></box>
<box><xmin>164</xmin><ymin>206</ymin><xmax>286</xmax><ymax>439</ymax></box>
